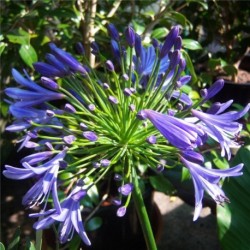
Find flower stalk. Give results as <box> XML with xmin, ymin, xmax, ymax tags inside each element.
<box><xmin>132</xmin><ymin>167</ymin><xmax>157</xmax><ymax>250</ymax></box>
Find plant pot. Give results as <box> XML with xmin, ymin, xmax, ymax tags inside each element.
<box><xmin>212</xmin><ymin>80</ymin><xmax>250</xmax><ymax>106</ymax></box>
<box><xmin>81</xmin><ymin>191</ymin><xmax>162</xmax><ymax>250</ymax></box>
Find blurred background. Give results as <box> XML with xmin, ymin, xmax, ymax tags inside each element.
<box><xmin>1</xmin><ymin>1</ymin><xmax>250</xmax><ymax>249</ymax></box>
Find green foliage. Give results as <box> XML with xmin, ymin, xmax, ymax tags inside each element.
<box><xmin>217</xmin><ymin>146</ymin><xmax>250</xmax><ymax>250</ymax></box>
<box><xmin>149</xmin><ymin>175</ymin><xmax>175</xmax><ymax>195</ymax></box>
<box><xmin>85</xmin><ymin>217</ymin><xmax>103</xmax><ymax>231</ymax></box>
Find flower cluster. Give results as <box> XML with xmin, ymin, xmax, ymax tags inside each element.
<box><xmin>3</xmin><ymin>23</ymin><xmax>249</xmax><ymax>245</ymax></box>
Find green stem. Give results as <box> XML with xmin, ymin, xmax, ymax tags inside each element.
<box><xmin>132</xmin><ymin>168</ymin><xmax>157</xmax><ymax>250</ymax></box>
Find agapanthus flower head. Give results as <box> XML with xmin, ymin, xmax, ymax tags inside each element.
<box><xmin>4</xmin><ymin>23</ymin><xmax>249</xmax><ymax>247</ymax></box>
<box><xmin>31</xmin><ymin>183</ymin><xmax>91</xmax><ymax>245</ymax></box>
<box><xmin>180</xmin><ymin>152</ymin><xmax>243</xmax><ymax>221</ymax></box>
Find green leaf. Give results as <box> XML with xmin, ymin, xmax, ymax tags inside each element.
<box><xmin>149</xmin><ymin>175</ymin><xmax>175</xmax><ymax>195</ymax></box>
<box><xmin>7</xmin><ymin>227</ymin><xmax>20</xmax><ymax>250</ymax></box>
<box><xmin>170</xmin><ymin>11</ymin><xmax>187</xmax><ymax>27</ymax></box>
<box><xmin>7</xmin><ymin>34</ymin><xmax>29</xmax><ymax>45</ymax></box>
<box><xmin>19</xmin><ymin>44</ymin><xmax>38</xmax><ymax>68</ymax></box>
<box><xmin>187</xmin><ymin>0</ymin><xmax>208</xmax><ymax>10</ymax></box>
<box><xmin>217</xmin><ymin>146</ymin><xmax>250</xmax><ymax>250</ymax></box>
<box><xmin>181</xmin><ymin>49</ymin><xmax>198</xmax><ymax>83</ymax></box>
<box><xmin>24</xmin><ymin>238</ymin><xmax>35</xmax><ymax>250</ymax></box>
<box><xmin>151</xmin><ymin>28</ymin><xmax>169</xmax><ymax>40</ymax></box>
<box><xmin>0</xmin><ymin>242</ymin><xmax>5</xmax><ymax>250</ymax></box>
<box><xmin>0</xmin><ymin>41</ymin><xmax>7</xmax><ymax>56</ymax></box>
<box><xmin>208</xmin><ymin>58</ymin><xmax>222</xmax><ymax>70</ymax></box>
<box><xmin>182</xmin><ymin>39</ymin><xmax>202</xmax><ymax>50</ymax></box>
<box><xmin>85</xmin><ymin>217</ymin><xmax>103</xmax><ymax>231</ymax></box>
<box><xmin>222</xmin><ymin>65</ymin><xmax>238</xmax><ymax>76</ymax></box>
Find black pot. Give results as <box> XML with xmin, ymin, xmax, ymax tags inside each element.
<box><xmin>212</xmin><ymin>80</ymin><xmax>250</xmax><ymax>106</ymax></box>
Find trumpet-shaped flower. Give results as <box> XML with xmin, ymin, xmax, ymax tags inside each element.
<box><xmin>142</xmin><ymin>109</ymin><xmax>205</xmax><ymax>150</ymax></box>
<box><xmin>192</xmin><ymin>103</ymin><xmax>250</xmax><ymax>159</ymax></box>
<box><xmin>180</xmin><ymin>152</ymin><xmax>243</xmax><ymax>221</ymax></box>
<box><xmin>3</xmin><ymin>149</ymin><xmax>67</xmax><ymax>211</ymax></box>
<box><xmin>31</xmin><ymin>184</ymin><xmax>91</xmax><ymax>245</ymax></box>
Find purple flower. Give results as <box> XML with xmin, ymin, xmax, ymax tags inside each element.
<box><xmin>3</xmin><ymin>149</ymin><xmax>68</xmax><ymax>211</ymax></box>
<box><xmin>108</xmin><ymin>96</ymin><xmax>118</xmax><ymax>104</ymax></box>
<box><xmin>83</xmin><ymin>131</ymin><xmax>98</xmax><ymax>141</ymax></box>
<box><xmin>41</xmin><ymin>77</ymin><xmax>59</xmax><ymax>90</ymax></box>
<box><xmin>100</xmin><ymin>159</ymin><xmax>111</xmax><ymax>167</ymax></box>
<box><xmin>88</xmin><ymin>104</ymin><xmax>96</xmax><ymax>111</ymax></box>
<box><xmin>117</xmin><ymin>206</ymin><xmax>127</xmax><ymax>217</ymax></box>
<box><xmin>75</xmin><ymin>42</ymin><xmax>85</xmax><ymax>55</ymax></box>
<box><xmin>106</xmin><ymin>60</ymin><xmax>115</xmax><ymax>71</ymax></box>
<box><xmin>191</xmin><ymin>103</ymin><xmax>250</xmax><ymax>159</ymax></box>
<box><xmin>90</xmin><ymin>42</ymin><xmax>99</xmax><ymax>55</ymax></box>
<box><xmin>118</xmin><ymin>183</ymin><xmax>134</xmax><ymax>196</ymax></box>
<box><xmin>110</xmin><ymin>39</ymin><xmax>121</xmax><ymax>62</ymax></box>
<box><xmin>146</xmin><ymin>135</ymin><xmax>157</xmax><ymax>144</ymax></box>
<box><xmin>200</xmin><ymin>79</ymin><xmax>224</xmax><ymax>103</ymax></box>
<box><xmin>45</xmin><ymin>53</ymin><xmax>69</xmax><ymax>74</ymax></box>
<box><xmin>180</xmin><ymin>153</ymin><xmax>243</xmax><ymax>221</ymax></box>
<box><xmin>64</xmin><ymin>103</ymin><xmax>77</xmax><ymax>113</ymax></box>
<box><xmin>31</xmin><ymin>184</ymin><xmax>91</xmax><ymax>245</ymax></box>
<box><xmin>135</xmin><ymin>34</ymin><xmax>142</xmax><ymax>57</ymax></box>
<box><xmin>125</xmin><ymin>26</ymin><xmax>135</xmax><ymax>47</ymax></box>
<box><xmin>107</xmin><ymin>23</ymin><xmax>120</xmax><ymax>41</ymax></box>
<box><xmin>5</xmin><ymin>69</ymin><xmax>64</xmax><ymax>110</ymax></box>
<box><xmin>142</xmin><ymin>109</ymin><xmax>205</xmax><ymax>150</ymax></box>
<box><xmin>159</xmin><ymin>26</ymin><xmax>179</xmax><ymax>59</ymax></box>
<box><xmin>49</xmin><ymin>43</ymin><xmax>88</xmax><ymax>74</ymax></box>
<box><xmin>33</xmin><ymin>62</ymin><xmax>66</xmax><ymax>77</ymax></box>
<box><xmin>63</xmin><ymin>135</ymin><xmax>76</xmax><ymax>144</ymax></box>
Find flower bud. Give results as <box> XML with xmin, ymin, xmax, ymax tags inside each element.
<box><xmin>75</xmin><ymin>42</ymin><xmax>85</xmax><ymax>55</ymax></box>
<box><xmin>112</xmin><ymin>197</ymin><xmax>122</xmax><ymax>206</ymax></box>
<box><xmin>63</xmin><ymin>135</ymin><xmax>76</xmax><ymax>144</ymax></box>
<box><xmin>88</xmin><ymin>104</ymin><xmax>96</xmax><ymax>111</ymax></box>
<box><xmin>106</xmin><ymin>60</ymin><xmax>115</xmax><ymax>72</ymax></box>
<box><xmin>108</xmin><ymin>96</ymin><xmax>119</xmax><ymax>104</ymax></box>
<box><xmin>90</xmin><ymin>42</ymin><xmax>99</xmax><ymax>55</ymax></box>
<box><xmin>160</xmin><ymin>26</ymin><xmax>179</xmax><ymax>59</ymax></box>
<box><xmin>125</xmin><ymin>26</ymin><xmax>135</xmax><ymax>47</ymax></box>
<box><xmin>136</xmin><ymin>110</ymin><xmax>147</xmax><ymax>120</ymax></box>
<box><xmin>135</xmin><ymin>34</ymin><xmax>142</xmax><ymax>57</ymax></box>
<box><xmin>80</xmin><ymin>122</ymin><xmax>88</xmax><ymax>130</ymax></box>
<box><xmin>118</xmin><ymin>183</ymin><xmax>134</xmax><ymax>196</ymax></box>
<box><xmin>83</xmin><ymin>131</ymin><xmax>98</xmax><ymax>141</ymax></box>
<box><xmin>114</xmin><ymin>174</ymin><xmax>122</xmax><ymax>181</ymax></box>
<box><xmin>174</xmin><ymin>36</ymin><xmax>182</xmax><ymax>50</ymax></box>
<box><xmin>65</xmin><ymin>103</ymin><xmax>76</xmax><ymax>113</ymax></box>
<box><xmin>41</xmin><ymin>77</ymin><xmax>59</xmax><ymax>90</ymax></box>
<box><xmin>146</xmin><ymin>135</ymin><xmax>157</xmax><ymax>144</ymax></box>
<box><xmin>117</xmin><ymin>206</ymin><xmax>126</xmax><ymax>217</ymax></box>
<box><xmin>100</xmin><ymin>159</ymin><xmax>111</xmax><ymax>167</ymax></box>
<box><xmin>107</xmin><ymin>23</ymin><xmax>120</xmax><ymax>41</ymax></box>
<box><xmin>103</xmin><ymin>83</ymin><xmax>110</xmax><ymax>89</ymax></box>
<box><xmin>129</xmin><ymin>104</ymin><xmax>136</xmax><ymax>112</ymax></box>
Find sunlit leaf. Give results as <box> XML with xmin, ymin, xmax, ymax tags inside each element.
<box><xmin>182</xmin><ymin>39</ymin><xmax>202</xmax><ymax>50</ymax></box>
<box><xmin>19</xmin><ymin>44</ymin><xmax>38</xmax><ymax>68</ymax></box>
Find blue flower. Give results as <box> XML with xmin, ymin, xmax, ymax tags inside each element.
<box><xmin>3</xmin><ymin>149</ymin><xmax>67</xmax><ymax>211</ymax></box>
<box><xmin>142</xmin><ymin>109</ymin><xmax>205</xmax><ymax>150</ymax></box>
<box><xmin>180</xmin><ymin>152</ymin><xmax>243</xmax><ymax>221</ymax></box>
<box><xmin>5</xmin><ymin>69</ymin><xmax>64</xmax><ymax>110</ymax></box>
<box><xmin>192</xmin><ymin>103</ymin><xmax>250</xmax><ymax>159</ymax></box>
<box><xmin>31</xmin><ymin>183</ymin><xmax>91</xmax><ymax>245</ymax></box>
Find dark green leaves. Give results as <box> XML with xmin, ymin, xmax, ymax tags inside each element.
<box><xmin>149</xmin><ymin>175</ymin><xmax>175</xmax><ymax>195</ymax></box>
<box><xmin>217</xmin><ymin>146</ymin><xmax>250</xmax><ymax>250</ymax></box>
